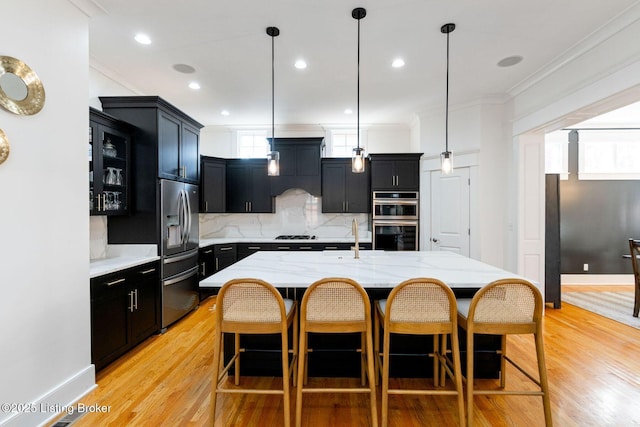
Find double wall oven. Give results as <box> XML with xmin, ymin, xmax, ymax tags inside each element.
<box><xmin>372</xmin><ymin>191</ymin><xmax>419</xmax><ymax>251</ymax></box>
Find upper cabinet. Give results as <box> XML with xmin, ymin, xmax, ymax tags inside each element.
<box><xmin>89</xmin><ymin>108</ymin><xmax>132</xmax><ymax>216</ymax></box>
<box><xmin>268</xmin><ymin>137</ymin><xmax>324</xmax><ymax>196</ymax></box>
<box><xmin>200</xmin><ymin>156</ymin><xmax>226</xmax><ymax>213</ymax></box>
<box><xmin>369</xmin><ymin>153</ymin><xmax>423</xmax><ymax>191</ymax></box>
<box><xmin>100</xmin><ymin>96</ymin><xmax>203</xmax><ymax>185</ymax></box>
<box><xmin>321</xmin><ymin>158</ymin><xmax>370</xmax><ymax>213</ymax></box>
<box><xmin>226</xmin><ymin>159</ymin><xmax>274</xmax><ymax>213</ymax></box>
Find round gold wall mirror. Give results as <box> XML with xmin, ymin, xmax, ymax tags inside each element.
<box><xmin>0</xmin><ymin>128</ymin><xmax>10</xmax><ymax>165</ymax></box>
<box><xmin>0</xmin><ymin>56</ymin><xmax>45</xmax><ymax>115</ymax></box>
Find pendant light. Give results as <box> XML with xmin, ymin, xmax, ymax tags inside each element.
<box><xmin>352</xmin><ymin>7</ymin><xmax>366</xmax><ymax>173</ymax></box>
<box><xmin>441</xmin><ymin>23</ymin><xmax>455</xmax><ymax>175</ymax></box>
<box><xmin>266</xmin><ymin>26</ymin><xmax>280</xmax><ymax>176</ymax></box>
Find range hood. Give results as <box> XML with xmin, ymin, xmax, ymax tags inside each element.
<box><xmin>269</xmin><ymin>137</ymin><xmax>324</xmax><ymax>196</ymax></box>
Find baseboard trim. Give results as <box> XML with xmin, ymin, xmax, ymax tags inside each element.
<box><xmin>0</xmin><ymin>365</ymin><xmax>96</xmax><ymax>427</ymax></box>
<box><xmin>561</xmin><ymin>274</ymin><xmax>634</xmax><ymax>285</ymax></box>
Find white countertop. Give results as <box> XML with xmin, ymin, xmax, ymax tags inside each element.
<box><xmin>199</xmin><ymin>235</ymin><xmax>372</xmax><ymax>247</ymax></box>
<box><xmin>90</xmin><ymin>255</ymin><xmax>160</xmax><ymax>278</ymax></box>
<box><xmin>199</xmin><ymin>250</ymin><xmax>536</xmax><ymax>289</ymax></box>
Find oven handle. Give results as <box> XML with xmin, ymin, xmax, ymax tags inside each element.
<box><xmin>373</xmin><ymin>220</ymin><xmax>420</xmax><ymax>227</ymax></box>
<box><xmin>373</xmin><ymin>199</ymin><xmax>419</xmax><ymax>205</ymax></box>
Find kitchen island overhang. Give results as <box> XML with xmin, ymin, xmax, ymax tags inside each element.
<box><xmin>200</xmin><ymin>250</ymin><xmax>539</xmax><ymax>379</ymax></box>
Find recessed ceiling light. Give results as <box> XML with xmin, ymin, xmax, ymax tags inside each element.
<box><xmin>294</xmin><ymin>59</ymin><xmax>307</xmax><ymax>69</ymax></box>
<box><xmin>173</xmin><ymin>64</ymin><xmax>196</xmax><ymax>74</ymax></box>
<box><xmin>221</xmin><ymin>110</ymin><xmax>230</xmax><ymax>116</ymax></box>
<box><xmin>344</xmin><ymin>108</ymin><xmax>353</xmax><ymax>115</ymax></box>
<box><xmin>134</xmin><ymin>33</ymin><xmax>152</xmax><ymax>45</ymax></box>
<box><xmin>188</xmin><ymin>82</ymin><xmax>201</xmax><ymax>90</ymax></box>
<box><xmin>392</xmin><ymin>58</ymin><xmax>405</xmax><ymax>68</ymax></box>
<box><xmin>497</xmin><ymin>55</ymin><xmax>523</xmax><ymax>67</ymax></box>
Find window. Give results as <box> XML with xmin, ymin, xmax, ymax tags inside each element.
<box><xmin>329</xmin><ymin>129</ymin><xmax>362</xmax><ymax>157</ymax></box>
<box><xmin>578</xmin><ymin>130</ymin><xmax>640</xmax><ymax>180</ymax></box>
<box><xmin>545</xmin><ymin>131</ymin><xmax>569</xmax><ymax>179</ymax></box>
<box><xmin>237</xmin><ymin>130</ymin><xmax>269</xmax><ymax>158</ymax></box>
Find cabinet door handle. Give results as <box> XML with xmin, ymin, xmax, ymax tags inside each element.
<box><xmin>129</xmin><ymin>291</ymin><xmax>134</xmax><ymax>312</ymax></box>
<box><xmin>97</xmin><ymin>193</ymin><xmax>102</xmax><ymax>212</ymax></box>
<box><xmin>220</xmin><ymin>246</ymin><xmax>233</xmax><ymax>251</ymax></box>
<box><xmin>203</xmin><ymin>249</ymin><xmax>213</xmax><ymax>254</ymax></box>
<box><xmin>134</xmin><ymin>289</ymin><xmax>139</xmax><ymax>310</ymax></box>
<box><xmin>324</xmin><ymin>246</ymin><xmax>338</xmax><ymax>250</ymax></box>
<box><xmin>249</xmin><ymin>201</ymin><xmax>252</xmax><ymax>212</ymax></box>
<box><xmin>345</xmin><ymin>201</ymin><xmax>349</xmax><ymax>212</ymax></box>
<box><xmin>277</xmin><ymin>246</ymin><xmax>290</xmax><ymax>250</ymax></box>
<box><xmin>215</xmin><ymin>258</ymin><xmax>219</xmax><ymax>270</ymax></box>
<box><xmin>183</xmin><ymin>166</ymin><xmax>187</xmax><ymax>178</ymax></box>
<box><xmin>248</xmin><ymin>246</ymin><xmax>261</xmax><ymax>250</ymax></box>
<box><xmin>200</xmin><ymin>262</ymin><xmax>206</xmax><ymax>276</ymax></box>
<box><xmin>140</xmin><ymin>268</ymin><xmax>156</xmax><ymax>275</ymax></box>
<box><xmin>205</xmin><ymin>201</ymin><xmax>208</xmax><ymax>211</ymax></box>
<box><xmin>299</xmin><ymin>246</ymin><xmax>312</xmax><ymax>250</ymax></box>
<box><xmin>106</xmin><ymin>278</ymin><xmax>126</xmax><ymax>287</ymax></box>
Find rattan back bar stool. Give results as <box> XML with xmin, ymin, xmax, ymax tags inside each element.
<box><xmin>295</xmin><ymin>277</ymin><xmax>378</xmax><ymax>427</ymax></box>
<box><xmin>374</xmin><ymin>278</ymin><xmax>465</xmax><ymax>427</ymax></box>
<box><xmin>211</xmin><ymin>278</ymin><xmax>298</xmax><ymax>427</ymax></box>
<box><xmin>628</xmin><ymin>239</ymin><xmax>640</xmax><ymax>317</ymax></box>
<box><xmin>456</xmin><ymin>278</ymin><xmax>552</xmax><ymax>427</ymax></box>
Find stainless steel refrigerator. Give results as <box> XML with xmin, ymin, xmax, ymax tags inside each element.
<box><xmin>160</xmin><ymin>179</ymin><xmax>199</xmax><ymax>329</ymax></box>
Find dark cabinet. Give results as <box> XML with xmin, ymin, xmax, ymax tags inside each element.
<box><xmin>89</xmin><ymin>108</ymin><xmax>132</xmax><ymax>216</ymax></box>
<box><xmin>237</xmin><ymin>243</ymin><xmax>272</xmax><ymax>260</ymax></box>
<box><xmin>268</xmin><ymin>137</ymin><xmax>325</xmax><ymax>196</ymax></box>
<box><xmin>199</xmin><ymin>244</ymin><xmax>236</xmax><ymax>299</ymax></box>
<box><xmin>90</xmin><ymin>261</ymin><xmax>160</xmax><ymax>371</ymax></box>
<box><xmin>226</xmin><ymin>159</ymin><xmax>274</xmax><ymax>213</ymax></box>
<box><xmin>100</xmin><ymin>96</ymin><xmax>203</xmax><ymax>185</ymax></box>
<box><xmin>200</xmin><ymin>156</ymin><xmax>226</xmax><ymax>213</ymax></box>
<box><xmin>321</xmin><ymin>158</ymin><xmax>371</xmax><ymax>213</ymax></box>
<box><xmin>369</xmin><ymin>153</ymin><xmax>422</xmax><ymax>191</ymax></box>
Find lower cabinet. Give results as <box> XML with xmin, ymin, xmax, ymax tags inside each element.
<box><xmin>199</xmin><ymin>244</ymin><xmax>237</xmax><ymax>299</ymax></box>
<box><xmin>90</xmin><ymin>261</ymin><xmax>160</xmax><ymax>371</ymax></box>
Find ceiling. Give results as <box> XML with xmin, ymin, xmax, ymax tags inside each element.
<box><xmin>89</xmin><ymin>0</ymin><xmax>640</xmax><ymax>128</ymax></box>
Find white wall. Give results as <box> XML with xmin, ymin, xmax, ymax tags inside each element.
<box><xmin>0</xmin><ymin>1</ymin><xmax>95</xmax><ymax>426</ymax></box>
<box><xmin>199</xmin><ymin>123</ymin><xmax>411</xmax><ymax>159</ymax></box>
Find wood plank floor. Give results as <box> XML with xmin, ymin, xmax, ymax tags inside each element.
<box><xmin>54</xmin><ymin>286</ymin><xmax>640</xmax><ymax>426</ymax></box>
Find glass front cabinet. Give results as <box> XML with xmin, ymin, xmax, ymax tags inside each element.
<box><xmin>89</xmin><ymin>108</ymin><xmax>132</xmax><ymax>216</ymax></box>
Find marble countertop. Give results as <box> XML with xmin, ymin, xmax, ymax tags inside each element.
<box><xmin>200</xmin><ymin>234</ymin><xmax>372</xmax><ymax>247</ymax></box>
<box><xmin>90</xmin><ymin>255</ymin><xmax>160</xmax><ymax>278</ymax></box>
<box><xmin>200</xmin><ymin>250</ymin><xmax>536</xmax><ymax>289</ymax></box>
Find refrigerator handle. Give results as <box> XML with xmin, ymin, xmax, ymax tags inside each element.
<box><xmin>185</xmin><ymin>188</ymin><xmax>193</xmax><ymax>242</ymax></box>
<box><xmin>180</xmin><ymin>189</ymin><xmax>189</xmax><ymax>245</ymax></box>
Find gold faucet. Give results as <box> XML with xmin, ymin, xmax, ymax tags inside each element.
<box><xmin>351</xmin><ymin>218</ymin><xmax>360</xmax><ymax>259</ymax></box>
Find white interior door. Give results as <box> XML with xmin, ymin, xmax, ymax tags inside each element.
<box><xmin>430</xmin><ymin>168</ymin><xmax>470</xmax><ymax>255</ymax></box>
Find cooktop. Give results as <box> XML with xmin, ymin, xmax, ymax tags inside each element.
<box><xmin>275</xmin><ymin>235</ymin><xmax>317</xmax><ymax>240</ymax></box>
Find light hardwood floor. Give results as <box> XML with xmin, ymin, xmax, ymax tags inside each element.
<box><xmin>54</xmin><ymin>286</ymin><xmax>640</xmax><ymax>426</ymax></box>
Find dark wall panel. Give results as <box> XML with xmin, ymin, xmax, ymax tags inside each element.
<box><xmin>558</xmin><ymin>141</ymin><xmax>640</xmax><ymax>274</ymax></box>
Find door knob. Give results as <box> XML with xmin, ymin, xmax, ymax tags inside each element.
<box><xmin>432</xmin><ymin>238</ymin><xmax>439</xmax><ymax>243</ymax></box>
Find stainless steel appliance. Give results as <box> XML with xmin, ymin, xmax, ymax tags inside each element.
<box><xmin>372</xmin><ymin>191</ymin><xmax>419</xmax><ymax>251</ymax></box>
<box><xmin>160</xmin><ymin>179</ymin><xmax>200</xmax><ymax>329</ymax></box>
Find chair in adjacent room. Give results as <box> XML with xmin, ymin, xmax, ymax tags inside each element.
<box><xmin>374</xmin><ymin>278</ymin><xmax>465</xmax><ymax>427</ymax></box>
<box><xmin>295</xmin><ymin>278</ymin><xmax>378</xmax><ymax>427</ymax></box>
<box><xmin>456</xmin><ymin>278</ymin><xmax>552</xmax><ymax>427</ymax></box>
<box><xmin>628</xmin><ymin>238</ymin><xmax>640</xmax><ymax>317</ymax></box>
<box><xmin>211</xmin><ymin>278</ymin><xmax>298</xmax><ymax>427</ymax></box>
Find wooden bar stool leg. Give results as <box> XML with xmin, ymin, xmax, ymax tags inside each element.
<box><xmin>361</xmin><ymin>332</ymin><xmax>366</xmax><ymax>386</ymax></box>
<box><xmin>450</xmin><ymin>328</ymin><xmax>465</xmax><ymax>427</ymax></box>
<box><xmin>500</xmin><ymin>334</ymin><xmax>507</xmax><ymax>388</ymax></box>
<box><xmin>381</xmin><ymin>327</ymin><xmax>391</xmax><ymax>427</ymax></box>
<box><xmin>281</xmin><ymin>326</ymin><xmax>291</xmax><ymax>427</ymax></box>
<box><xmin>210</xmin><ymin>325</ymin><xmax>223</xmax><ymax>425</ymax></box>
<box><xmin>295</xmin><ymin>328</ymin><xmax>307</xmax><ymax>427</ymax></box>
<box><xmin>433</xmin><ymin>335</ymin><xmax>439</xmax><ymax>387</ymax></box>
<box><xmin>234</xmin><ymin>332</ymin><xmax>241</xmax><ymax>385</ymax></box>
<box><xmin>440</xmin><ymin>333</ymin><xmax>448</xmax><ymax>387</ymax></box>
<box><xmin>466</xmin><ymin>327</ymin><xmax>474</xmax><ymax>427</ymax></box>
<box><xmin>365</xmin><ymin>324</ymin><xmax>378</xmax><ymax>427</ymax></box>
<box><xmin>536</xmin><ymin>329</ymin><xmax>553</xmax><ymax>426</ymax></box>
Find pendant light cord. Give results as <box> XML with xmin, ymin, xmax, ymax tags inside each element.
<box><xmin>445</xmin><ymin>29</ymin><xmax>450</xmax><ymax>153</ymax></box>
<box><xmin>357</xmin><ymin>16</ymin><xmax>360</xmax><ymax>151</ymax></box>
<box><xmin>271</xmin><ymin>33</ymin><xmax>275</xmax><ymax>146</ymax></box>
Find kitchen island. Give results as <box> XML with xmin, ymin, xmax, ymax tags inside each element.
<box><xmin>200</xmin><ymin>250</ymin><xmax>537</xmax><ymax>378</ymax></box>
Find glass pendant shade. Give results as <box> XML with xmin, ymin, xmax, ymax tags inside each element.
<box><xmin>267</xmin><ymin>150</ymin><xmax>280</xmax><ymax>176</ymax></box>
<box><xmin>352</xmin><ymin>147</ymin><xmax>366</xmax><ymax>173</ymax></box>
<box><xmin>441</xmin><ymin>151</ymin><xmax>453</xmax><ymax>175</ymax></box>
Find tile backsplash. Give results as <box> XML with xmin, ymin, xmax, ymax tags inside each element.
<box><xmin>200</xmin><ymin>189</ymin><xmax>369</xmax><ymax>239</ymax></box>
<box><xmin>90</xmin><ymin>188</ymin><xmax>370</xmax><ymax>258</ymax></box>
